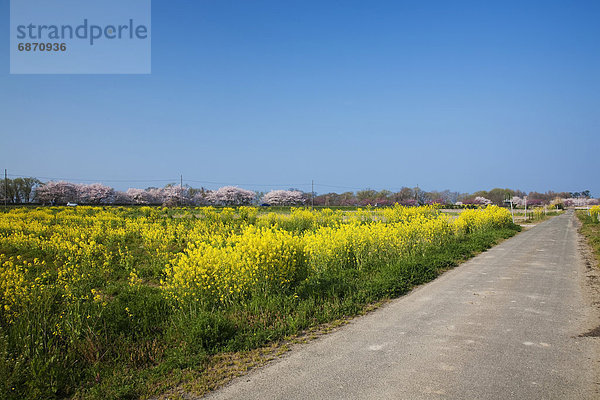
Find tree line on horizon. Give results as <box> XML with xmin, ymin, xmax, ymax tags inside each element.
<box><xmin>0</xmin><ymin>177</ymin><xmax>595</xmax><ymax>207</ymax></box>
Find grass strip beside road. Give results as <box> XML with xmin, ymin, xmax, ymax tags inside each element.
<box><xmin>578</xmin><ymin>210</ymin><xmax>600</xmax><ymax>266</ymax></box>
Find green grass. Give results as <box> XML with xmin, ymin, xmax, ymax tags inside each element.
<box><xmin>578</xmin><ymin>211</ymin><xmax>600</xmax><ymax>266</ymax></box>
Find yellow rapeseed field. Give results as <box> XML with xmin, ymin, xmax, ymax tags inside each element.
<box><xmin>590</xmin><ymin>205</ymin><xmax>600</xmax><ymax>222</ymax></box>
<box><xmin>0</xmin><ymin>204</ymin><xmax>515</xmax><ymax>398</ymax></box>
<box><xmin>0</xmin><ymin>205</ymin><xmax>511</xmax><ymax>320</ymax></box>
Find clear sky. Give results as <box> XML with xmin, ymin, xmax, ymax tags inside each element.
<box><xmin>1</xmin><ymin>0</ymin><xmax>599</xmax><ymax>195</ymax></box>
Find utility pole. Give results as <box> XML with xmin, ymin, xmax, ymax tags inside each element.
<box><xmin>180</xmin><ymin>175</ymin><xmax>183</xmax><ymax>207</ymax></box>
<box><xmin>415</xmin><ymin>184</ymin><xmax>419</xmax><ymax>205</ymax></box>
<box><xmin>311</xmin><ymin>180</ymin><xmax>314</xmax><ymax>209</ymax></box>
<box><xmin>4</xmin><ymin>169</ymin><xmax>7</xmax><ymax>208</ymax></box>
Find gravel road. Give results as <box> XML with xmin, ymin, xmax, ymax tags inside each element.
<box><xmin>205</xmin><ymin>211</ymin><xmax>599</xmax><ymax>399</ymax></box>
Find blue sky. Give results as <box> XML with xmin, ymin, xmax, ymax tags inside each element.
<box><xmin>1</xmin><ymin>0</ymin><xmax>599</xmax><ymax>195</ymax></box>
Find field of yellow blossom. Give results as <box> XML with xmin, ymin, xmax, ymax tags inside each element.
<box><xmin>0</xmin><ymin>205</ymin><xmax>518</xmax><ymax>399</ymax></box>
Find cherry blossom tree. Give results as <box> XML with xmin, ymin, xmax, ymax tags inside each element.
<box><xmin>113</xmin><ymin>191</ymin><xmax>133</xmax><ymax>204</ymax></box>
<box><xmin>511</xmin><ymin>196</ymin><xmax>524</xmax><ymax>207</ymax></box>
<box><xmin>475</xmin><ymin>196</ymin><xmax>492</xmax><ymax>205</ymax></box>
<box><xmin>160</xmin><ymin>186</ymin><xmax>189</xmax><ymax>207</ymax></box>
<box><xmin>564</xmin><ymin>197</ymin><xmax>600</xmax><ymax>207</ymax></box>
<box><xmin>77</xmin><ymin>183</ymin><xmax>115</xmax><ymax>204</ymax></box>
<box><xmin>465</xmin><ymin>196</ymin><xmax>492</xmax><ymax>206</ymax></box>
<box><xmin>126</xmin><ymin>188</ymin><xmax>155</xmax><ymax>204</ymax></box>
<box><xmin>125</xmin><ymin>186</ymin><xmax>191</xmax><ymax>206</ymax></box>
<box><xmin>146</xmin><ymin>188</ymin><xmax>166</xmax><ymax>204</ymax></box>
<box><xmin>35</xmin><ymin>181</ymin><xmax>79</xmax><ymax>205</ymax></box>
<box><xmin>262</xmin><ymin>190</ymin><xmax>305</xmax><ymax>206</ymax></box>
<box><xmin>192</xmin><ymin>191</ymin><xmax>210</xmax><ymax>206</ymax></box>
<box><xmin>206</xmin><ymin>186</ymin><xmax>256</xmax><ymax>206</ymax></box>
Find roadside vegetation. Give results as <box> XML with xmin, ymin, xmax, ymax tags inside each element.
<box><xmin>0</xmin><ymin>205</ymin><xmax>519</xmax><ymax>399</ymax></box>
<box><xmin>524</xmin><ymin>208</ymin><xmax>562</xmax><ymax>223</ymax></box>
<box><xmin>578</xmin><ymin>206</ymin><xmax>600</xmax><ymax>266</ymax></box>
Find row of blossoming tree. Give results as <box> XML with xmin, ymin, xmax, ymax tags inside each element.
<box><xmin>4</xmin><ymin>178</ymin><xmax>597</xmax><ymax>207</ymax></box>
<box><xmin>34</xmin><ymin>181</ymin><xmax>307</xmax><ymax>206</ymax></box>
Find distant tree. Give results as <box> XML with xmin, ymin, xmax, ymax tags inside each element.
<box><xmin>555</xmin><ymin>191</ymin><xmax>571</xmax><ymax>199</ymax></box>
<box><xmin>78</xmin><ymin>183</ymin><xmax>115</xmax><ymax>204</ymax></box>
<box><xmin>356</xmin><ymin>189</ymin><xmax>378</xmax><ymax>202</ymax></box>
<box><xmin>312</xmin><ymin>193</ymin><xmax>328</xmax><ymax>206</ymax></box>
<box><xmin>161</xmin><ymin>185</ymin><xmax>189</xmax><ymax>207</ymax></box>
<box><xmin>416</xmin><ymin>189</ymin><xmax>431</xmax><ymax>205</ymax></box>
<box><xmin>254</xmin><ymin>191</ymin><xmax>267</xmax><ymax>204</ymax></box>
<box><xmin>0</xmin><ymin>180</ymin><xmax>8</xmax><ymax>203</ymax></box>
<box><xmin>511</xmin><ymin>196</ymin><xmax>525</xmax><ymax>207</ymax></box>
<box><xmin>0</xmin><ymin>177</ymin><xmax>41</xmax><ymax>203</ymax></box>
<box><xmin>262</xmin><ymin>190</ymin><xmax>305</xmax><ymax>206</ymax></box>
<box><xmin>473</xmin><ymin>196</ymin><xmax>492</xmax><ymax>205</ymax></box>
<box><xmin>0</xmin><ymin>178</ymin><xmax>16</xmax><ymax>203</ymax></box>
<box><xmin>427</xmin><ymin>191</ymin><xmax>447</xmax><ymax>204</ymax></box>
<box><xmin>399</xmin><ymin>187</ymin><xmax>415</xmax><ymax>201</ymax></box>
<box><xmin>467</xmin><ymin>190</ymin><xmax>489</xmax><ymax>202</ymax></box>
<box><xmin>377</xmin><ymin>190</ymin><xmax>392</xmax><ymax>199</ymax></box>
<box><xmin>486</xmin><ymin>188</ymin><xmax>515</xmax><ymax>206</ymax></box>
<box><xmin>206</xmin><ymin>186</ymin><xmax>255</xmax><ymax>206</ymax></box>
<box><xmin>314</xmin><ymin>191</ymin><xmax>358</xmax><ymax>206</ymax></box>
<box><xmin>341</xmin><ymin>191</ymin><xmax>357</xmax><ymax>206</ymax></box>
<box><xmin>17</xmin><ymin>177</ymin><xmax>42</xmax><ymax>203</ymax></box>
<box><xmin>441</xmin><ymin>190</ymin><xmax>461</xmax><ymax>204</ymax></box>
<box><xmin>192</xmin><ymin>191</ymin><xmax>210</xmax><ymax>206</ymax></box>
<box><xmin>463</xmin><ymin>196</ymin><xmax>492</xmax><ymax>206</ymax></box>
<box><xmin>146</xmin><ymin>188</ymin><xmax>166</xmax><ymax>204</ymax></box>
<box><xmin>388</xmin><ymin>187</ymin><xmax>411</xmax><ymax>204</ymax></box>
<box><xmin>0</xmin><ymin>177</ymin><xmax>42</xmax><ymax>203</ymax></box>
<box><xmin>35</xmin><ymin>181</ymin><xmax>78</xmax><ymax>205</ymax></box>
<box><xmin>113</xmin><ymin>191</ymin><xmax>133</xmax><ymax>205</ymax></box>
<box><xmin>126</xmin><ymin>188</ymin><xmax>154</xmax><ymax>204</ymax></box>
<box><xmin>564</xmin><ymin>197</ymin><xmax>599</xmax><ymax>207</ymax></box>
<box><xmin>187</xmin><ymin>186</ymin><xmax>207</xmax><ymax>198</ymax></box>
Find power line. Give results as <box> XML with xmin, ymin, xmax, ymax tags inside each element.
<box><xmin>186</xmin><ymin>179</ymin><xmax>311</xmax><ymax>188</ymax></box>
<box><xmin>314</xmin><ymin>183</ymin><xmax>366</xmax><ymax>191</ymax></box>
<box><xmin>8</xmin><ymin>173</ymin><xmax>312</xmax><ymax>189</ymax></box>
<box><xmin>4</xmin><ymin>172</ymin><xmax>384</xmax><ymax>193</ymax></box>
<box><xmin>7</xmin><ymin>173</ymin><xmax>175</xmax><ymax>183</ymax></box>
